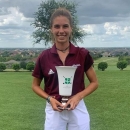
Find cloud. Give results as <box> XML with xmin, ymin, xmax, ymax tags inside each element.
<box><xmin>82</xmin><ymin>24</ymin><xmax>105</xmax><ymax>35</ymax></box>
<box><xmin>0</xmin><ymin>0</ymin><xmax>130</xmax><ymax>48</ymax></box>
<box><xmin>124</xmin><ymin>26</ymin><xmax>130</xmax><ymax>32</ymax></box>
<box><xmin>0</xmin><ymin>6</ymin><xmax>35</xmax><ymax>48</ymax></box>
<box><xmin>80</xmin><ymin>17</ymin><xmax>130</xmax><ymax>47</ymax></box>
<box><xmin>76</xmin><ymin>0</ymin><xmax>130</xmax><ymax>25</ymax></box>
<box><xmin>0</xmin><ymin>7</ymin><xmax>33</xmax><ymax>27</ymax></box>
<box><xmin>104</xmin><ymin>22</ymin><xmax>121</xmax><ymax>35</ymax></box>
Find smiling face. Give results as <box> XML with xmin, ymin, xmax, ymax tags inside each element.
<box><xmin>51</xmin><ymin>16</ymin><xmax>72</xmax><ymax>44</ymax></box>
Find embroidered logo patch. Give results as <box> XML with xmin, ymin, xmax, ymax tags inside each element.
<box><xmin>48</xmin><ymin>69</ymin><xmax>54</xmax><ymax>75</ymax></box>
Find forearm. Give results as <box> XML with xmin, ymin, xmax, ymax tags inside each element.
<box><xmin>32</xmin><ymin>85</ymin><xmax>49</xmax><ymax>99</ymax></box>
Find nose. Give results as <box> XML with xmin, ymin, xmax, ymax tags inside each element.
<box><xmin>59</xmin><ymin>27</ymin><xmax>64</xmax><ymax>33</ymax></box>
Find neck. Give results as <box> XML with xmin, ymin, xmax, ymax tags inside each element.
<box><xmin>56</xmin><ymin>43</ymin><xmax>70</xmax><ymax>53</ymax></box>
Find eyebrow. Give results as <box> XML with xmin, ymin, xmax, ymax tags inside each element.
<box><xmin>53</xmin><ymin>24</ymin><xmax>69</xmax><ymax>27</ymax></box>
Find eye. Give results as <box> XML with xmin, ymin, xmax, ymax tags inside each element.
<box><xmin>54</xmin><ymin>25</ymin><xmax>60</xmax><ymax>29</ymax></box>
<box><xmin>63</xmin><ymin>24</ymin><xmax>69</xmax><ymax>28</ymax></box>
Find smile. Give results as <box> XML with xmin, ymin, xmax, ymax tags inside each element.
<box><xmin>57</xmin><ymin>35</ymin><xmax>66</xmax><ymax>36</ymax></box>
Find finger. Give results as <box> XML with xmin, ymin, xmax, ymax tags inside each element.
<box><xmin>50</xmin><ymin>99</ymin><xmax>63</xmax><ymax>111</ymax></box>
<box><xmin>52</xmin><ymin>103</ymin><xmax>63</xmax><ymax>111</ymax></box>
<box><xmin>55</xmin><ymin>101</ymin><xmax>64</xmax><ymax>111</ymax></box>
<box><xmin>67</xmin><ymin>101</ymin><xmax>77</xmax><ymax>110</ymax></box>
<box><xmin>65</xmin><ymin>99</ymin><xmax>71</xmax><ymax>106</ymax></box>
<box><xmin>53</xmin><ymin>106</ymin><xmax>63</xmax><ymax>112</ymax></box>
<box><xmin>56</xmin><ymin>101</ymin><xmax>64</xmax><ymax>108</ymax></box>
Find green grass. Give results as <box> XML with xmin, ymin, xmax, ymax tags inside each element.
<box><xmin>94</xmin><ymin>57</ymin><xmax>118</xmax><ymax>66</ymax></box>
<box><xmin>85</xmin><ymin>70</ymin><xmax>130</xmax><ymax>130</ymax></box>
<box><xmin>0</xmin><ymin>72</ymin><xmax>45</xmax><ymax>130</ymax></box>
<box><xmin>0</xmin><ymin>60</ymin><xmax>130</xmax><ymax>130</ymax></box>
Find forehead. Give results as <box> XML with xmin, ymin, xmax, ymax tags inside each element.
<box><xmin>52</xmin><ymin>16</ymin><xmax>70</xmax><ymax>25</ymax></box>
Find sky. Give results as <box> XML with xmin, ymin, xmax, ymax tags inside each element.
<box><xmin>0</xmin><ymin>0</ymin><xmax>130</xmax><ymax>48</ymax></box>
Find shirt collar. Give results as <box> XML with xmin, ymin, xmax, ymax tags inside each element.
<box><xmin>50</xmin><ymin>42</ymin><xmax>77</xmax><ymax>54</ymax></box>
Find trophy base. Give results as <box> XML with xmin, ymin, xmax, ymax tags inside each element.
<box><xmin>58</xmin><ymin>96</ymin><xmax>70</xmax><ymax>110</ymax></box>
<box><xmin>61</xmin><ymin>97</ymin><xmax>69</xmax><ymax>104</ymax></box>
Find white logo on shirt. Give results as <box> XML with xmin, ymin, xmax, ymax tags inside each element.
<box><xmin>72</xmin><ymin>64</ymin><xmax>81</xmax><ymax>67</ymax></box>
<box><xmin>48</xmin><ymin>69</ymin><xmax>54</xmax><ymax>75</ymax></box>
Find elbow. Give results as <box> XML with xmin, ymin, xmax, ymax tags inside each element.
<box><xmin>32</xmin><ymin>84</ymin><xmax>36</xmax><ymax>92</ymax></box>
<box><xmin>95</xmin><ymin>81</ymin><xmax>98</xmax><ymax>89</ymax></box>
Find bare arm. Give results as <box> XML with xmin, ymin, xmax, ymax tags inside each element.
<box><xmin>32</xmin><ymin>77</ymin><xmax>48</xmax><ymax>99</ymax></box>
<box><xmin>64</xmin><ymin>66</ymin><xmax>98</xmax><ymax>110</ymax></box>
<box><xmin>32</xmin><ymin>77</ymin><xmax>63</xmax><ymax>111</ymax></box>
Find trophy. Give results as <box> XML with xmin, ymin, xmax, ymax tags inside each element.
<box><xmin>55</xmin><ymin>66</ymin><xmax>77</xmax><ymax>109</ymax></box>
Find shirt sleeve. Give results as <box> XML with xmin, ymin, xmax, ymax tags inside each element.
<box><xmin>32</xmin><ymin>55</ymin><xmax>44</xmax><ymax>80</ymax></box>
<box><xmin>84</xmin><ymin>51</ymin><xmax>94</xmax><ymax>72</ymax></box>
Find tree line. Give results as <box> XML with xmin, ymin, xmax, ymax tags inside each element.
<box><xmin>0</xmin><ymin>56</ymin><xmax>129</xmax><ymax>72</ymax></box>
<box><xmin>0</xmin><ymin>61</ymin><xmax>35</xmax><ymax>72</ymax></box>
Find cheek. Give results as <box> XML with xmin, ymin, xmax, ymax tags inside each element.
<box><xmin>69</xmin><ymin>28</ymin><xmax>72</xmax><ymax>34</ymax></box>
<box><xmin>68</xmin><ymin>30</ymin><xmax>72</xmax><ymax>36</ymax></box>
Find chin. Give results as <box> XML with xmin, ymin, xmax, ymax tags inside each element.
<box><xmin>59</xmin><ymin>40</ymin><xmax>69</xmax><ymax>43</ymax></box>
<box><xmin>56</xmin><ymin>39</ymin><xmax>68</xmax><ymax>43</ymax></box>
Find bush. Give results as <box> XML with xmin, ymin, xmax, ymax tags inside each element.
<box><xmin>26</xmin><ymin>62</ymin><xmax>35</xmax><ymax>71</ymax></box>
<box><xmin>98</xmin><ymin>62</ymin><xmax>108</xmax><ymax>71</ymax></box>
<box><xmin>118</xmin><ymin>56</ymin><xmax>130</xmax><ymax>65</ymax></box>
<box><xmin>0</xmin><ymin>63</ymin><xmax>6</xmax><ymax>71</ymax></box>
<box><xmin>117</xmin><ymin>61</ymin><xmax>128</xmax><ymax>70</ymax></box>
<box><xmin>12</xmin><ymin>64</ymin><xmax>20</xmax><ymax>71</ymax></box>
<box><xmin>20</xmin><ymin>61</ymin><xmax>27</xmax><ymax>69</ymax></box>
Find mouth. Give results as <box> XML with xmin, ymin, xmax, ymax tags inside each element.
<box><xmin>57</xmin><ymin>35</ymin><xmax>66</xmax><ymax>39</ymax></box>
<box><xmin>57</xmin><ymin>35</ymin><xmax>66</xmax><ymax>37</ymax></box>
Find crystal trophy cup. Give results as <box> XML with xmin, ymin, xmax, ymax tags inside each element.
<box><xmin>55</xmin><ymin>66</ymin><xmax>77</xmax><ymax>109</ymax></box>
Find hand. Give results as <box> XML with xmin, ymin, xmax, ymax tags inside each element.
<box><xmin>50</xmin><ymin>97</ymin><xmax>64</xmax><ymax>112</ymax></box>
<box><xmin>63</xmin><ymin>94</ymin><xmax>81</xmax><ymax>110</ymax></box>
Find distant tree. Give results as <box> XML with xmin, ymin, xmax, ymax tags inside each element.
<box><xmin>1</xmin><ymin>51</ymin><xmax>10</xmax><ymax>57</ymax></box>
<box><xmin>21</xmin><ymin>51</ymin><xmax>29</xmax><ymax>56</ymax></box>
<box><xmin>90</xmin><ymin>52</ymin><xmax>102</xmax><ymax>60</ymax></box>
<box><xmin>0</xmin><ymin>63</ymin><xmax>6</xmax><ymax>71</ymax></box>
<box><xmin>124</xmin><ymin>52</ymin><xmax>129</xmax><ymax>56</ymax></box>
<box><xmin>20</xmin><ymin>61</ymin><xmax>27</xmax><ymax>69</ymax></box>
<box><xmin>118</xmin><ymin>56</ymin><xmax>124</xmax><ymax>61</ymax></box>
<box><xmin>26</xmin><ymin>62</ymin><xmax>35</xmax><ymax>71</ymax></box>
<box><xmin>118</xmin><ymin>56</ymin><xmax>130</xmax><ymax>65</ymax></box>
<box><xmin>12</xmin><ymin>64</ymin><xmax>20</xmax><ymax>71</ymax></box>
<box><xmin>117</xmin><ymin>61</ymin><xmax>128</xmax><ymax>70</ymax></box>
<box><xmin>98</xmin><ymin>62</ymin><xmax>108</xmax><ymax>71</ymax></box>
<box><xmin>0</xmin><ymin>57</ymin><xmax>6</xmax><ymax>62</ymax></box>
<box><xmin>31</xmin><ymin>0</ymin><xmax>86</xmax><ymax>46</ymax></box>
<box><xmin>125</xmin><ymin>57</ymin><xmax>130</xmax><ymax>65</ymax></box>
<box><xmin>13</xmin><ymin>54</ymin><xmax>22</xmax><ymax>61</ymax></box>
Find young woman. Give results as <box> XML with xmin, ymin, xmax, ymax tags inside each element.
<box><xmin>32</xmin><ymin>7</ymin><xmax>98</xmax><ymax>130</ymax></box>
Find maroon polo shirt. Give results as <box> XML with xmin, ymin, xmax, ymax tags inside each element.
<box><xmin>32</xmin><ymin>43</ymin><xmax>93</xmax><ymax>101</ymax></box>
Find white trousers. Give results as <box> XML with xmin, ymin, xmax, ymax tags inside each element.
<box><xmin>44</xmin><ymin>100</ymin><xmax>90</xmax><ymax>130</ymax></box>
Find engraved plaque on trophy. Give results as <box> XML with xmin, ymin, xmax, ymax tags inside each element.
<box><xmin>55</xmin><ymin>66</ymin><xmax>77</xmax><ymax>109</ymax></box>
